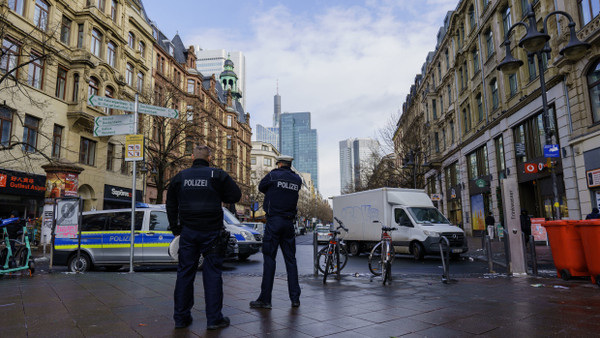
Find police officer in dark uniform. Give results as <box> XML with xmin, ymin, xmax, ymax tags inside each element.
<box><xmin>166</xmin><ymin>145</ymin><xmax>241</xmax><ymax>330</ymax></box>
<box><xmin>250</xmin><ymin>155</ymin><xmax>302</xmax><ymax>309</ymax></box>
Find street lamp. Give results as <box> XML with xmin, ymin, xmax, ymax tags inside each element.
<box><xmin>497</xmin><ymin>2</ymin><xmax>590</xmax><ymax>220</ymax></box>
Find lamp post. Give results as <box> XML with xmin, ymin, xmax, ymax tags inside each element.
<box><xmin>497</xmin><ymin>2</ymin><xmax>590</xmax><ymax>220</ymax></box>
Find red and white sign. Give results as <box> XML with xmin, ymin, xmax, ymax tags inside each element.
<box><xmin>0</xmin><ymin>173</ymin><xmax>6</xmax><ymax>187</ymax></box>
<box><xmin>587</xmin><ymin>168</ymin><xmax>600</xmax><ymax>188</ymax></box>
<box><xmin>524</xmin><ymin>163</ymin><xmax>538</xmax><ymax>173</ymax></box>
<box><xmin>531</xmin><ymin>218</ymin><xmax>547</xmax><ymax>242</ymax></box>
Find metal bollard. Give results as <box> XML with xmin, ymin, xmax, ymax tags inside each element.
<box><xmin>485</xmin><ymin>235</ymin><xmax>494</xmax><ymax>273</ymax></box>
<box><xmin>313</xmin><ymin>230</ymin><xmax>318</xmax><ymax>277</ymax></box>
<box><xmin>439</xmin><ymin>236</ymin><xmax>450</xmax><ymax>283</ymax></box>
<box><xmin>529</xmin><ymin>235</ymin><xmax>538</xmax><ymax>276</ymax></box>
<box><xmin>503</xmin><ymin>229</ymin><xmax>511</xmax><ymax>274</ymax></box>
<box><xmin>335</xmin><ymin>241</ymin><xmax>341</xmax><ymax>280</ymax></box>
<box><xmin>521</xmin><ymin>232</ymin><xmax>528</xmax><ymax>273</ymax></box>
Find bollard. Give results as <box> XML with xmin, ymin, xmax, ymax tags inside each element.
<box><xmin>529</xmin><ymin>235</ymin><xmax>538</xmax><ymax>276</ymax></box>
<box><xmin>521</xmin><ymin>232</ymin><xmax>529</xmax><ymax>274</ymax></box>
<box><xmin>439</xmin><ymin>236</ymin><xmax>451</xmax><ymax>283</ymax></box>
<box><xmin>485</xmin><ymin>235</ymin><xmax>494</xmax><ymax>273</ymax></box>
<box><xmin>313</xmin><ymin>230</ymin><xmax>318</xmax><ymax>277</ymax></box>
<box><xmin>335</xmin><ymin>241</ymin><xmax>341</xmax><ymax>280</ymax></box>
<box><xmin>503</xmin><ymin>229</ymin><xmax>511</xmax><ymax>274</ymax></box>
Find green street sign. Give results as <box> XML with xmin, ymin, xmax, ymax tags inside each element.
<box><xmin>88</xmin><ymin>95</ymin><xmax>179</xmax><ymax>119</ymax></box>
<box><xmin>475</xmin><ymin>178</ymin><xmax>487</xmax><ymax>188</ymax></box>
<box><xmin>94</xmin><ymin>114</ymin><xmax>135</xmax><ymax>136</ymax></box>
<box><xmin>138</xmin><ymin>103</ymin><xmax>179</xmax><ymax>118</ymax></box>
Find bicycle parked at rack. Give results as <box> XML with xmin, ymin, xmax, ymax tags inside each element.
<box><xmin>316</xmin><ymin>217</ymin><xmax>348</xmax><ymax>284</ymax></box>
<box><xmin>368</xmin><ymin>221</ymin><xmax>397</xmax><ymax>285</ymax></box>
<box><xmin>0</xmin><ymin>218</ymin><xmax>35</xmax><ymax>276</ymax></box>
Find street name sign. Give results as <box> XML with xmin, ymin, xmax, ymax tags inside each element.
<box><xmin>89</xmin><ymin>95</ymin><xmax>179</xmax><ymax>119</ymax></box>
<box><xmin>94</xmin><ymin>114</ymin><xmax>135</xmax><ymax>137</ymax></box>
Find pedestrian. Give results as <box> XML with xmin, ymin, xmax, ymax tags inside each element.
<box><xmin>485</xmin><ymin>212</ymin><xmax>495</xmax><ymax>228</ymax></box>
<box><xmin>250</xmin><ymin>155</ymin><xmax>302</xmax><ymax>309</ymax></box>
<box><xmin>520</xmin><ymin>209</ymin><xmax>532</xmax><ymax>243</ymax></box>
<box><xmin>166</xmin><ymin>145</ymin><xmax>241</xmax><ymax>330</ymax></box>
<box><xmin>585</xmin><ymin>207</ymin><xmax>600</xmax><ymax>219</ymax></box>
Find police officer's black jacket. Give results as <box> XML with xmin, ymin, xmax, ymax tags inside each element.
<box><xmin>259</xmin><ymin>166</ymin><xmax>302</xmax><ymax>218</ymax></box>
<box><xmin>166</xmin><ymin>159</ymin><xmax>241</xmax><ymax>234</ymax></box>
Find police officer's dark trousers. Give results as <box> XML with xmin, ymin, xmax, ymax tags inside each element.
<box><xmin>174</xmin><ymin>227</ymin><xmax>224</xmax><ymax>326</ymax></box>
<box><xmin>258</xmin><ymin>216</ymin><xmax>300</xmax><ymax>304</ymax></box>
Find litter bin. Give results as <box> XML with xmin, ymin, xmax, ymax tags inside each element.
<box><xmin>542</xmin><ymin>220</ymin><xmax>589</xmax><ymax>280</ymax></box>
<box><xmin>576</xmin><ymin>220</ymin><xmax>600</xmax><ymax>286</ymax></box>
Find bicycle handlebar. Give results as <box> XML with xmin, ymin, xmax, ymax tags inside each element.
<box><xmin>381</xmin><ymin>226</ymin><xmax>397</xmax><ymax>232</ymax></box>
<box><xmin>333</xmin><ymin>217</ymin><xmax>349</xmax><ymax>232</ymax></box>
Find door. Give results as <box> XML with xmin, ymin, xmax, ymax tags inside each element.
<box><xmin>102</xmin><ymin>211</ymin><xmax>143</xmax><ymax>263</ymax></box>
<box><xmin>141</xmin><ymin>210</ymin><xmax>174</xmax><ymax>263</ymax></box>
<box><xmin>80</xmin><ymin>213</ymin><xmax>108</xmax><ymax>263</ymax></box>
<box><xmin>392</xmin><ymin>207</ymin><xmax>412</xmax><ymax>254</ymax></box>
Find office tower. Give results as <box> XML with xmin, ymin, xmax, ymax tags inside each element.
<box><xmin>274</xmin><ymin>91</ymin><xmax>281</xmax><ymax>128</ymax></box>
<box><xmin>255</xmin><ymin>124</ymin><xmax>279</xmax><ymax>150</ymax></box>
<box><xmin>194</xmin><ymin>48</ymin><xmax>246</xmax><ymax>109</ymax></box>
<box><xmin>339</xmin><ymin>138</ymin><xmax>380</xmax><ymax>193</ymax></box>
<box><xmin>280</xmin><ymin>112</ymin><xmax>318</xmax><ymax>189</ymax></box>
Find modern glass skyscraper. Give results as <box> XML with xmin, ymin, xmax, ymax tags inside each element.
<box><xmin>255</xmin><ymin>124</ymin><xmax>279</xmax><ymax>150</ymax></box>
<box><xmin>280</xmin><ymin>112</ymin><xmax>318</xmax><ymax>189</ymax></box>
<box><xmin>339</xmin><ymin>138</ymin><xmax>380</xmax><ymax>193</ymax></box>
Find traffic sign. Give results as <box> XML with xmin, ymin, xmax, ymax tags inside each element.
<box><xmin>94</xmin><ymin>114</ymin><xmax>135</xmax><ymax>137</ymax></box>
<box><xmin>544</xmin><ymin>144</ymin><xmax>560</xmax><ymax>158</ymax></box>
<box><xmin>89</xmin><ymin>95</ymin><xmax>179</xmax><ymax>119</ymax></box>
<box><xmin>125</xmin><ymin>135</ymin><xmax>144</xmax><ymax>162</ymax></box>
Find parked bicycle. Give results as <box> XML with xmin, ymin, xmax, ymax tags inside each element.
<box><xmin>368</xmin><ymin>221</ymin><xmax>397</xmax><ymax>285</ymax></box>
<box><xmin>316</xmin><ymin>217</ymin><xmax>348</xmax><ymax>284</ymax></box>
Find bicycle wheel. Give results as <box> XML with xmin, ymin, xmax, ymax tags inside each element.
<box><xmin>317</xmin><ymin>247</ymin><xmax>329</xmax><ymax>274</ymax></box>
<box><xmin>368</xmin><ymin>242</ymin><xmax>383</xmax><ymax>276</ymax></box>
<box><xmin>15</xmin><ymin>247</ymin><xmax>29</xmax><ymax>267</ymax></box>
<box><xmin>323</xmin><ymin>254</ymin><xmax>332</xmax><ymax>284</ymax></box>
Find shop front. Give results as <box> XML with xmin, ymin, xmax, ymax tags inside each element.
<box><xmin>468</xmin><ymin>176</ymin><xmax>492</xmax><ymax>236</ymax></box>
<box><xmin>0</xmin><ymin>169</ymin><xmax>46</xmax><ymax>219</ymax></box>
<box><xmin>103</xmin><ymin>184</ymin><xmax>142</xmax><ymax>210</ymax></box>
<box><xmin>444</xmin><ymin>162</ymin><xmax>463</xmax><ymax>228</ymax></box>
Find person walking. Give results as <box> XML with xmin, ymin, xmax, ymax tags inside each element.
<box><xmin>485</xmin><ymin>211</ymin><xmax>496</xmax><ymax>238</ymax></box>
<box><xmin>166</xmin><ymin>145</ymin><xmax>241</xmax><ymax>330</ymax></box>
<box><xmin>520</xmin><ymin>209</ymin><xmax>532</xmax><ymax>244</ymax></box>
<box><xmin>586</xmin><ymin>207</ymin><xmax>600</xmax><ymax>219</ymax></box>
<box><xmin>250</xmin><ymin>155</ymin><xmax>302</xmax><ymax>309</ymax></box>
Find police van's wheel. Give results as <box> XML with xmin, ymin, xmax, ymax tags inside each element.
<box><xmin>68</xmin><ymin>253</ymin><xmax>91</xmax><ymax>272</ymax></box>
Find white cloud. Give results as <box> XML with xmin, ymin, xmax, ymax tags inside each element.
<box><xmin>185</xmin><ymin>0</ymin><xmax>456</xmax><ymax>200</ymax></box>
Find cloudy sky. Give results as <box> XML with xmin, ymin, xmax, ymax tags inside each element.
<box><xmin>143</xmin><ymin>0</ymin><xmax>458</xmax><ymax>199</ymax></box>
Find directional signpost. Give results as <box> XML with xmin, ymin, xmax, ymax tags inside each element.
<box><xmin>89</xmin><ymin>94</ymin><xmax>179</xmax><ymax>119</ymax></box>
<box><xmin>94</xmin><ymin>114</ymin><xmax>135</xmax><ymax>137</ymax></box>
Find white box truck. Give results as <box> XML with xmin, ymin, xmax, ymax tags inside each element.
<box><xmin>332</xmin><ymin>188</ymin><xmax>468</xmax><ymax>260</ymax></box>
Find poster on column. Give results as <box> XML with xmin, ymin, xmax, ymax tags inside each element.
<box><xmin>470</xmin><ymin>194</ymin><xmax>485</xmax><ymax>231</ymax></box>
<box><xmin>45</xmin><ymin>173</ymin><xmax>79</xmax><ymax>198</ymax></box>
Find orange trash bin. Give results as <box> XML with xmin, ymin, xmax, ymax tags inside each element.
<box><xmin>576</xmin><ymin>219</ymin><xmax>600</xmax><ymax>286</ymax></box>
<box><xmin>542</xmin><ymin>220</ymin><xmax>589</xmax><ymax>280</ymax></box>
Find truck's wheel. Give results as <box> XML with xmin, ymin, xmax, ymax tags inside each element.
<box><xmin>411</xmin><ymin>242</ymin><xmax>425</xmax><ymax>261</ymax></box>
<box><xmin>348</xmin><ymin>242</ymin><xmax>361</xmax><ymax>256</ymax></box>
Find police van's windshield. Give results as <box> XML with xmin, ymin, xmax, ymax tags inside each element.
<box><xmin>407</xmin><ymin>207</ymin><xmax>450</xmax><ymax>225</ymax></box>
<box><xmin>222</xmin><ymin>207</ymin><xmax>241</xmax><ymax>225</ymax></box>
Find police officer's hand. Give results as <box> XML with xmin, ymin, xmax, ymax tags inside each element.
<box><xmin>169</xmin><ymin>226</ymin><xmax>182</xmax><ymax>236</ymax></box>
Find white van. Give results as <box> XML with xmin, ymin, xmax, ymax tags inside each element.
<box><xmin>332</xmin><ymin>188</ymin><xmax>468</xmax><ymax>259</ymax></box>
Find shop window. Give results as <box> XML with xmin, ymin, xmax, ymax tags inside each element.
<box><xmin>467</xmin><ymin>145</ymin><xmax>489</xmax><ymax>180</ymax></box>
<box><xmin>513</xmin><ymin>105</ymin><xmax>557</xmax><ymax>163</ymax></box>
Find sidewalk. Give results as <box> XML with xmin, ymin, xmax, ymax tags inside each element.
<box><xmin>1</xmin><ymin>266</ymin><xmax>599</xmax><ymax>337</ymax></box>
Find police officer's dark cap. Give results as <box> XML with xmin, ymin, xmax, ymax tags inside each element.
<box><xmin>276</xmin><ymin>155</ymin><xmax>294</xmax><ymax>164</ymax></box>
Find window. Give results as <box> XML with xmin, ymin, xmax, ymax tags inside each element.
<box><xmin>513</xmin><ymin>106</ymin><xmax>556</xmax><ymax>163</ymax></box>
<box><xmin>186</xmin><ymin>105</ymin><xmax>194</xmax><ymax>121</ymax></box>
<box><xmin>28</xmin><ymin>51</ymin><xmax>44</xmax><ymax>89</ymax></box>
<box><xmin>445</xmin><ymin>49</ymin><xmax>449</xmax><ymax>68</ymax></box>
<box><xmin>55</xmin><ymin>66</ymin><xmax>67</xmax><ymax>99</ymax></box>
<box><xmin>126</xmin><ymin>63</ymin><xmax>133</xmax><ymax>86</ymax></box>
<box><xmin>472</xmin><ymin>48</ymin><xmax>480</xmax><ymax>74</ymax></box>
<box><xmin>88</xmin><ymin>76</ymin><xmax>98</xmax><ymax>97</ymax></box>
<box><xmin>226</xmin><ymin>159</ymin><xmax>232</xmax><ymax>172</ymax></box>
<box><xmin>450</xmin><ymin>120</ymin><xmax>455</xmax><ymax>144</ymax></box>
<box><xmin>138</xmin><ymin>41</ymin><xmax>145</xmax><ymax>58</ymax></box>
<box><xmin>476</xmin><ymin>93</ymin><xmax>484</xmax><ymax>121</ymax></box>
<box><xmin>509</xmin><ymin>73</ymin><xmax>518</xmax><ymax>96</ymax></box>
<box><xmin>77</xmin><ymin>24</ymin><xmax>84</xmax><ymax>48</ymax></box>
<box><xmin>8</xmin><ymin>0</ymin><xmax>24</xmax><ymax>15</ymax></box>
<box><xmin>227</xmin><ymin>115</ymin><xmax>233</xmax><ymax>127</ymax></box>
<box><xmin>467</xmin><ymin>145</ymin><xmax>489</xmax><ymax>179</ymax></box>
<box><xmin>22</xmin><ymin>115</ymin><xmax>40</xmax><ymax>153</ymax></box>
<box><xmin>136</xmin><ymin>71</ymin><xmax>144</xmax><ymax>91</ymax></box>
<box><xmin>463</xmin><ymin>61</ymin><xmax>468</xmax><ymax>80</ymax></box>
<box><xmin>111</xmin><ymin>0</ymin><xmax>117</xmax><ymax>21</ymax></box>
<box><xmin>485</xmin><ymin>29</ymin><xmax>494</xmax><ymax>58</ymax></box>
<box><xmin>226</xmin><ymin>135</ymin><xmax>232</xmax><ymax>150</ymax></box>
<box><xmin>105</xmin><ymin>86</ymin><xmax>114</xmax><ymax>114</ymax></box>
<box><xmin>0</xmin><ymin>107</ymin><xmax>13</xmax><ymax>147</ymax></box>
<box><xmin>437</xmin><ymin>63</ymin><xmax>441</xmax><ymax>79</ymax></box>
<box><xmin>120</xmin><ymin>146</ymin><xmax>128</xmax><ymax>174</ymax></box>
<box><xmin>91</xmin><ymin>29</ymin><xmax>102</xmax><ymax>57</ymax></box>
<box><xmin>468</xmin><ymin>5</ymin><xmax>476</xmax><ymax>31</ymax></box>
<box><xmin>185</xmin><ymin>136</ymin><xmax>194</xmax><ymax>154</ymax></box>
<box><xmin>97</xmin><ymin>0</ymin><xmax>106</xmax><ymax>11</ymax></box>
<box><xmin>80</xmin><ymin>137</ymin><xmax>96</xmax><ymax>166</ymax></box>
<box><xmin>106</xmin><ymin>143</ymin><xmax>114</xmax><ymax>171</ymax></box>
<box><xmin>463</xmin><ymin>105</ymin><xmax>472</xmax><ymax>134</ymax></box>
<box><xmin>587</xmin><ymin>59</ymin><xmax>600</xmax><ymax>123</ymax></box>
<box><xmin>459</xmin><ymin>67</ymin><xmax>464</xmax><ymax>90</ymax></box>
<box><xmin>60</xmin><ymin>16</ymin><xmax>72</xmax><ymax>45</ymax></box>
<box><xmin>251</xmin><ymin>157</ymin><xmax>256</xmax><ymax>165</ymax></box>
<box><xmin>490</xmin><ymin>79</ymin><xmax>499</xmax><ymax>110</ymax></box>
<box><xmin>502</xmin><ymin>7</ymin><xmax>512</xmax><ymax>39</ymax></box>
<box><xmin>128</xmin><ymin>32</ymin><xmax>135</xmax><ymax>49</ymax></box>
<box><xmin>263</xmin><ymin>158</ymin><xmax>272</xmax><ymax>166</ymax></box>
<box><xmin>149</xmin><ymin>211</ymin><xmax>169</xmax><ymax>231</ymax></box>
<box><xmin>579</xmin><ymin>0</ymin><xmax>600</xmax><ymax>25</ymax></box>
<box><xmin>72</xmin><ymin>73</ymin><xmax>79</xmax><ymax>101</ymax></box>
<box><xmin>447</xmin><ymin>85</ymin><xmax>452</xmax><ymax>105</ymax></box>
<box><xmin>34</xmin><ymin>0</ymin><xmax>49</xmax><ymax>30</ymax></box>
<box><xmin>495</xmin><ymin>136</ymin><xmax>506</xmax><ymax>173</ymax></box>
<box><xmin>434</xmin><ymin>132</ymin><xmax>440</xmax><ymax>153</ymax></box>
<box><xmin>104</xmin><ymin>41</ymin><xmax>115</xmax><ymax>67</ymax></box>
<box><xmin>1</xmin><ymin>38</ymin><xmax>19</xmax><ymax>74</ymax></box>
<box><xmin>432</xmin><ymin>99</ymin><xmax>437</xmax><ymax>119</ymax></box>
<box><xmin>528</xmin><ymin>57</ymin><xmax>537</xmax><ymax>81</ymax></box>
<box><xmin>187</xmin><ymin>79</ymin><xmax>195</xmax><ymax>94</ymax></box>
<box><xmin>483</xmin><ymin>0</ymin><xmax>490</xmax><ymax>10</ymax></box>
<box><xmin>52</xmin><ymin>124</ymin><xmax>63</xmax><ymax>158</ymax></box>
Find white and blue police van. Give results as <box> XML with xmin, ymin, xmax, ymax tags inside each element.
<box><xmin>222</xmin><ymin>207</ymin><xmax>262</xmax><ymax>260</ymax></box>
<box><xmin>53</xmin><ymin>204</ymin><xmax>239</xmax><ymax>272</ymax></box>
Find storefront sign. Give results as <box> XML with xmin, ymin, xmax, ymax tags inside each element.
<box><xmin>0</xmin><ymin>169</ymin><xmax>46</xmax><ymax>197</ymax></box>
<box><xmin>587</xmin><ymin>168</ymin><xmax>600</xmax><ymax>188</ymax></box>
<box><xmin>475</xmin><ymin>178</ymin><xmax>487</xmax><ymax>188</ymax></box>
<box><xmin>104</xmin><ymin>184</ymin><xmax>142</xmax><ymax>203</ymax></box>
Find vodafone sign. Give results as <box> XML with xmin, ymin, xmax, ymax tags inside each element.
<box><xmin>524</xmin><ymin>163</ymin><xmax>538</xmax><ymax>173</ymax></box>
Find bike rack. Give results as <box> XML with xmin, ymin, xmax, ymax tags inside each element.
<box><xmin>438</xmin><ymin>236</ymin><xmax>451</xmax><ymax>284</ymax></box>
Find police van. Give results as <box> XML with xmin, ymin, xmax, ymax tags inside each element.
<box><xmin>53</xmin><ymin>204</ymin><xmax>239</xmax><ymax>272</ymax></box>
<box><xmin>222</xmin><ymin>207</ymin><xmax>262</xmax><ymax>260</ymax></box>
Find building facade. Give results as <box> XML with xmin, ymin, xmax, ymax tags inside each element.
<box><xmin>395</xmin><ymin>0</ymin><xmax>600</xmax><ymax>235</ymax></box>
<box><xmin>279</xmin><ymin>111</ymin><xmax>318</xmax><ymax>189</ymax></box>
<box><xmin>339</xmin><ymin>138</ymin><xmax>380</xmax><ymax>193</ymax></box>
<box><xmin>193</xmin><ymin>48</ymin><xmax>246</xmax><ymax>109</ymax></box>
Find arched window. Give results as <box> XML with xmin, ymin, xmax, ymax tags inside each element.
<box><xmin>138</xmin><ymin>41</ymin><xmax>145</xmax><ymax>58</ymax></box>
<box><xmin>91</xmin><ymin>29</ymin><xmax>102</xmax><ymax>57</ymax></box>
<box><xmin>587</xmin><ymin>59</ymin><xmax>600</xmax><ymax>123</ymax></box>
<box><xmin>107</xmin><ymin>41</ymin><xmax>116</xmax><ymax>67</ymax></box>
<box><xmin>88</xmin><ymin>76</ymin><xmax>99</xmax><ymax>97</ymax></box>
<box><xmin>137</xmin><ymin>71</ymin><xmax>144</xmax><ymax>91</ymax></box>
<box><xmin>126</xmin><ymin>63</ymin><xmax>133</xmax><ymax>86</ymax></box>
